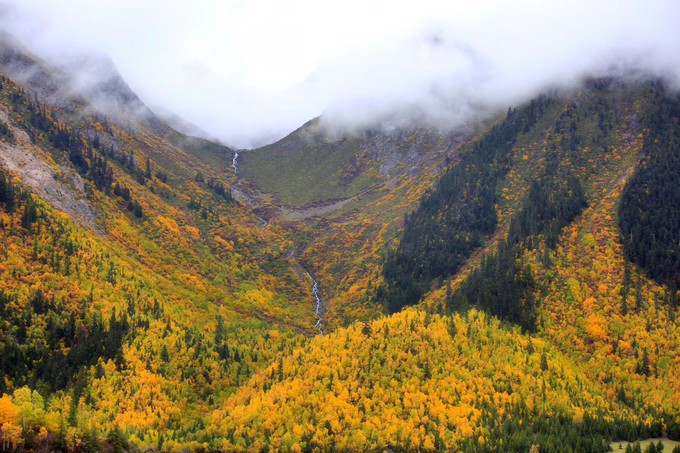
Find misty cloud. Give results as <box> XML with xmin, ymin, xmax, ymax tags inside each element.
<box><xmin>0</xmin><ymin>0</ymin><xmax>678</xmax><ymax>148</ymax></box>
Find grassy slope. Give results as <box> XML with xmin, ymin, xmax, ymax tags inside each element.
<box><xmin>239</xmin><ymin>122</ymin><xmax>383</xmax><ymax>207</ymax></box>
<box><xmin>298</xmin><ymin>153</ymin><xmax>456</xmax><ymax>330</ymax></box>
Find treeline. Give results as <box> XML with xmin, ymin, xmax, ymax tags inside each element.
<box><xmin>378</xmin><ymin>95</ymin><xmax>554</xmax><ymax>313</ymax></box>
<box><xmin>625</xmin><ymin>442</ymin><xmax>680</xmax><ymax>453</ymax></box>
<box><xmin>0</xmin><ymin>120</ymin><xmax>13</xmax><ymax>142</ymax></box>
<box><xmin>0</xmin><ymin>171</ymin><xmax>18</xmax><ymax>213</ymax></box>
<box><xmin>0</xmin><ymin>78</ymin><xmax>12</xmax><ymax>142</ymax></box>
<box><xmin>619</xmin><ymin>83</ymin><xmax>680</xmax><ymax>286</ymax></box>
<box><xmin>1</xmin><ymin>171</ymin><xmax>41</xmax><ymax>231</ymax></box>
<box><xmin>113</xmin><ymin>182</ymin><xmax>144</xmax><ymax>218</ymax></box>
<box><xmin>187</xmin><ymin>172</ymin><xmax>234</xmax><ymax>221</ymax></box>
<box><xmin>100</xmin><ymin>144</ymin><xmax>153</xmax><ymax>189</ymax></box>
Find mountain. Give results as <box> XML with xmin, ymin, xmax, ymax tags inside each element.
<box><xmin>0</xmin><ymin>32</ymin><xmax>157</xmax><ymax>129</ymax></box>
<box><xmin>228</xmin><ymin>78</ymin><xmax>680</xmax><ymax>451</ymax></box>
<box><xmin>0</xmin><ymin>34</ymin><xmax>320</xmax><ymax>451</ymax></box>
<box><xmin>0</xmin><ymin>32</ymin><xmax>679</xmax><ymax>453</ymax></box>
<box><xmin>238</xmin><ymin>117</ymin><xmax>474</xmax><ymax>208</ymax></box>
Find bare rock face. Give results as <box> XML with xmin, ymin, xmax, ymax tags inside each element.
<box><xmin>0</xmin><ymin>109</ymin><xmax>99</xmax><ymax>232</ymax></box>
<box><xmin>355</xmin><ymin>125</ymin><xmax>471</xmax><ymax>177</ymax></box>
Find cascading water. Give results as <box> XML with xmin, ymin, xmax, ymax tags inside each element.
<box><xmin>308</xmin><ymin>274</ymin><xmax>324</xmax><ymax>335</ymax></box>
<box><xmin>232</xmin><ymin>152</ymin><xmax>239</xmax><ymax>176</ymax></box>
<box><xmin>232</xmin><ymin>151</ymin><xmax>323</xmax><ymax>334</ymax></box>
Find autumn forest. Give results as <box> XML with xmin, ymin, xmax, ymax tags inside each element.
<box><xmin>0</xmin><ymin>32</ymin><xmax>679</xmax><ymax>453</ymax></box>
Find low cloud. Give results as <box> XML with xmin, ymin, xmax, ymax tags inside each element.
<box><xmin>1</xmin><ymin>0</ymin><xmax>678</xmax><ymax>148</ymax></box>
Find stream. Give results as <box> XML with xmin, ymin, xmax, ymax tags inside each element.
<box><xmin>231</xmin><ymin>151</ymin><xmax>324</xmax><ymax>334</ymax></box>
<box><xmin>306</xmin><ymin>271</ymin><xmax>324</xmax><ymax>336</ymax></box>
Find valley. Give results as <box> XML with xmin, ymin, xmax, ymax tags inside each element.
<box><xmin>0</xmin><ymin>31</ymin><xmax>678</xmax><ymax>453</ymax></box>
<box><xmin>232</xmin><ymin>146</ymin><xmax>325</xmax><ymax>335</ymax></box>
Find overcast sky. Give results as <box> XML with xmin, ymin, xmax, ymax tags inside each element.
<box><xmin>1</xmin><ymin>0</ymin><xmax>679</xmax><ymax>148</ymax></box>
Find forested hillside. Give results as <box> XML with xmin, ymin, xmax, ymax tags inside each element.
<box><xmin>214</xmin><ymin>79</ymin><xmax>680</xmax><ymax>451</ymax></box>
<box><xmin>1</xmin><ymin>31</ymin><xmax>679</xmax><ymax>453</ymax></box>
<box><xmin>0</xmin><ymin>52</ymin><xmax>316</xmax><ymax>450</ymax></box>
<box><xmin>212</xmin><ymin>308</ymin><xmax>631</xmax><ymax>452</ymax></box>
<box><xmin>619</xmin><ymin>85</ymin><xmax>680</xmax><ymax>286</ymax></box>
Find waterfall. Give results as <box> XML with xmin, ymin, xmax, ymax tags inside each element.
<box><xmin>232</xmin><ymin>152</ymin><xmax>239</xmax><ymax>175</ymax></box>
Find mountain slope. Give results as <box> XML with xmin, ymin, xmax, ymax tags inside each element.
<box><xmin>238</xmin><ymin>116</ymin><xmax>479</xmax><ymax>330</ymax></box>
<box><xmin>1</xmin><ymin>30</ymin><xmax>679</xmax><ymax>453</ymax></box>
<box><xmin>239</xmin><ymin>118</ymin><xmax>470</xmax><ymax>208</ymax></box>
<box><xmin>0</xmin><ymin>39</ymin><xmax>321</xmax><ymax>451</ymax></box>
<box><xmin>212</xmin><ymin>308</ymin><xmax>626</xmax><ymax>452</ymax></box>
<box><xmin>208</xmin><ymin>80</ymin><xmax>680</xmax><ymax>452</ymax></box>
